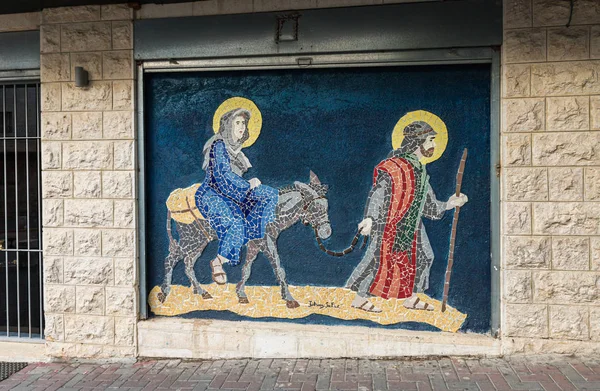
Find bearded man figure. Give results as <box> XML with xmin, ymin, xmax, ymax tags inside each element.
<box><xmin>345</xmin><ymin>120</ymin><xmax>468</xmax><ymax>312</ymax></box>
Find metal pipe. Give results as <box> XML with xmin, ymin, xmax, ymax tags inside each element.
<box><xmin>3</xmin><ymin>85</ymin><xmax>8</xmax><ymax>337</ymax></box>
<box><xmin>25</xmin><ymin>85</ymin><xmax>31</xmax><ymax>338</ymax></box>
<box><xmin>13</xmin><ymin>85</ymin><xmax>20</xmax><ymax>337</ymax></box>
<box><xmin>36</xmin><ymin>83</ymin><xmax>42</xmax><ymax>339</ymax></box>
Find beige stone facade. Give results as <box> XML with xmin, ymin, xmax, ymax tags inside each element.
<box><xmin>39</xmin><ymin>4</ymin><xmax>137</xmax><ymax>359</ymax></box>
<box><xmin>1</xmin><ymin>0</ymin><xmax>600</xmax><ymax>359</ymax></box>
<box><xmin>502</xmin><ymin>0</ymin><xmax>600</xmax><ymax>355</ymax></box>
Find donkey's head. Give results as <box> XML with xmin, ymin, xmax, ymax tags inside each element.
<box><xmin>294</xmin><ymin>171</ymin><xmax>332</xmax><ymax>240</ymax></box>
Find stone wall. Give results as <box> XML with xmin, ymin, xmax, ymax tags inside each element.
<box><xmin>502</xmin><ymin>0</ymin><xmax>600</xmax><ymax>355</ymax></box>
<box><xmin>39</xmin><ymin>4</ymin><xmax>137</xmax><ymax>359</ymax></box>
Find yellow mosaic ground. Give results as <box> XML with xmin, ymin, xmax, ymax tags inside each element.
<box><xmin>149</xmin><ymin>284</ymin><xmax>467</xmax><ymax>333</ymax></box>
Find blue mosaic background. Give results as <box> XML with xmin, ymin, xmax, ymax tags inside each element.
<box><xmin>144</xmin><ymin>65</ymin><xmax>492</xmax><ymax>333</ymax></box>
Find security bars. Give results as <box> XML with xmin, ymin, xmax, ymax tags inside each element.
<box><xmin>0</xmin><ymin>82</ymin><xmax>43</xmax><ymax>339</ymax></box>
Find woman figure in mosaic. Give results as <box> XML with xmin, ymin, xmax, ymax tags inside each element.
<box><xmin>195</xmin><ymin>108</ymin><xmax>278</xmax><ymax>285</ymax></box>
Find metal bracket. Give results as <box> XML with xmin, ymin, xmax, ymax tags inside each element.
<box><xmin>276</xmin><ymin>13</ymin><xmax>300</xmax><ymax>43</ymax></box>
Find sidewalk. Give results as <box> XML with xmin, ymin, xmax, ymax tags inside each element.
<box><xmin>1</xmin><ymin>357</ymin><xmax>600</xmax><ymax>391</ymax></box>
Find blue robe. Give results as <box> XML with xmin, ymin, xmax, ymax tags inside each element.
<box><xmin>195</xmin><ymin>139</ymin><xmax>278</xmax><ymax>265</ymax></box>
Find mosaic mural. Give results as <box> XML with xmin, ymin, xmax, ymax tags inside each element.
<box><xmin>145</xmin><ymin>66</ymin><xmax>491</xmax><ymax>333</ymax></box>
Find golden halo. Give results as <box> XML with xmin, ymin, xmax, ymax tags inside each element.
<box><xmin>391</xmin><ymin>110</ymin><xmax>448</xmax><ymax>165</ymax></box>
<box><xmin>213</xmin><ymin>97</ymin><xmax>262</xmax><ymax>148</ymax></box>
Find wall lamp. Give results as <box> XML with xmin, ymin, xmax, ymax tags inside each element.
<box><xmin>75</xmin><ymin>66</ymin><xmax>89</xmax><ymax>88</ymax></box>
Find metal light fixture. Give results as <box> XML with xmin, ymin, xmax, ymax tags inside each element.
<box><xmin>74</xmin><ymin>66</ymin><xmax>89</xmax><ymax>87</ymax></box>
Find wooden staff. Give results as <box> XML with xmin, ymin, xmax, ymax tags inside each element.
<box><xmin>441</xmin><ymin>148</ymin><xmax>468</xmax><ymax>313</ymax></box>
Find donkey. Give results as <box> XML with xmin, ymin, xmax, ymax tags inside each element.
<box><xmin>157</xmin><ymin>171</ymin><xmax>332</xmax><ymax>308</ymax></box>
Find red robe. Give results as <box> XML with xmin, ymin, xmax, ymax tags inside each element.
<box><xmin>369</xmin><ymin>157</ymin><xmax>419</xmax><ymax>299</ymax></box>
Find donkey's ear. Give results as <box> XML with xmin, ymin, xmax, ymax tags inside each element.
<box><xmin>309</xmin><ymin>170</ymin><xmax>321</xmax><ymax>185</ymax></box>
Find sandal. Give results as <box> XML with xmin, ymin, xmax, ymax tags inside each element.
<box><xmin>210</xmin><ymin>258</ymin><xmax>227</xmax><ymax>285</ymax></box>
<box><xmin>403</xmin><ymin>297</ymin><xmax>434</xmax><ymax>311</ymax></box>
<box><xmin>351</xmin><ymin>296</ymin><xmax>382</xmax><ymax>313</ymax></box>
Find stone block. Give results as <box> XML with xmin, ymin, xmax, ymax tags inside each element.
<box><xmin>40</xmin><ymin>24</ymin><xmax>60</xmax><ymax>53</ymax></box>
<box><xmin>103</xmin><ymin>50</ymin><xmax>133</xmax><ymax>80</ymax></box>
<box><xmin>62</xmin><ymin>82</ymin><xmax>112</xmax><ymax>111</ymax></box>
<box><xmin>61</xmin><ymin>22</ymin><xmax>111</xmax><ymax>52</ymax></box>
<box><xmin>76</xmin><ymin>286</ymin><xmax>105</xmax><ymax>315</ymax></box>
<box><xmin>64</xmin><ymin>199</ymin><xmax>113</xmax><ymax>227</ymax></box>
<box><xmin>106</xmin><ymin>287</ymin><xmax>136</xmax><ymax>315</ymax></box>
<box><xmin>552</xmin><ymin>237</ymin><xmax>589</xmax><ymax>270</ymax></box>
<box><xmin>41</xmin><ymin>83</ymin><xmax>61</xmax><ymax>112</ymax></box>
<box><xmin>504</xmin><ymin>0</ymin><xmax>532</xmax><ymax>28</ymax></box>
<box><xmin>45</xmin><ymin>285</ymin><xmax>76</xmax><ymax>313</ymax></box>
<box><xmin>591</xmin><ymin>308</ymin><xmax>600</xmax><ymax>340</ymax></box>
<box><xmin>114</xmin><ymin>257</ymin><xmax>135</xmax><ymax>286</ymax></box>
<box><xmin>504</xmin><ymin>303</ymin><xmax>548</xmax><ymax>337</ymax></box>
<box><xmin>73</xmin><ymin>171</ymin><xmax>101</xmax><ymax>198</ymax></box>
<box><xmin>504</xmin><ymin>29</ymin><xmax>546</xmax><ymax>63</ymax></box>
<box><xmin>45</xmin><ymin>341</ymin><xmax>135</xmax><ymax>359</ymax></box>
<box><xmin>586</xmin><ymin>168</ymin><xmax>600</xmax><ymax>201</ymax></box>
<box><xmin>74</xmin><ymin>229</ymin><xmax>102</xmax><ymax>256</ymax></box>
<box><xmin>503</xmin><ymin>270</ymin><xmax>532</xmax><ymax>303</ymax></box>
<box><xmin>43</xmin><ymin>5</ymin><xmax>100</xmax><ymax>23</ymax></box>
<box><xmin>547</xmin><ymin>27</ymin><xmax>590</xmax><ymax>61</ymax></box>
<box><xmin>534</xmin><ymin>271</ymin><xmax>600</xmax><ymax>304</ymax></box>
<box><xmin>102</xmin><ymin>171</ymin><xmax>133</xmax><ymax>198</ymax></box>
<box><xmin>533</xmin><ymin>202</ymin><xmax>600</xmax><ymax>235</ymax></box>
<box><xmin>532</xmin><ymin>61</ymin><xmax>600</xmax><ymax>96</ymax></box>
<box><xmin>504</xmin><ymin>167</ymin><xmax>547</xmax><ymax>201</ymax></box>
<box><xmin>549</xmin><ymin>305</ymin><xmax>589</xmax><ymax>340</ymax></box>
<box><xmin>42</xmin><ymin>112</ymin><xmax>71</xmax><ymax>140</ymax></box>
<box><xmin>502</xmin><ymin>98</ymin><xmax>545</xmax><ymax>132</ymax></box>
<box><xmin>112</xmin><ymin>21</ymin><xmax>133</xmax><ymax>50</ymax></box>
<box><xmin>113</xmin><ymin>80</ymin><xmax>133</xmax><ymax>110</ymax></box>
<box><xmin>546</xmin><ymin>97</ymin><xmax>589</xmax><ymax>131</ymax></box>
<box><xmin>571</xmin><ymin>0</ymin><xmax>600</xmax><ymax>24</ymax></box>
<box><xmin>41</xmin><ymin>141</ymin><xmax>61</xmax><ymax>170</ymax></box>
<box><xmin>102</xmin><ymin>229</ymin><xmax>135</xmax><ymax>257</ymax></box>
<box><xmin>70</xmin><ymin>52</ymin><xmax>103</xmax><ymax>81</ymax></box>
<box><xmin>503</xmin><ymin>133</ymin><xmax>531</xmax><ymax>166</ymax></box>
<box><xmin>0</xmin><ymin>12</ymin><xmax>40</xmax><ymax>32</ymax></box>
<box><xmin>548</xmin><ymin>167</ymin><xmax>583</xmax><ymax>201</ymax></box>
<box><xmin>532</xmin><ymin>132</ymin><xmax>600</xmax><ymax>166</ymax></box>
<box><xmin>45</xmin><ymin>314</ymin><xmax>64</xmax><ymax>342</ymax></box>
<box><xmin>593</xmin><ymin>237</ymin><xmax>600</xmax><ymax>271</ymax></box>
<box><xmin>532</xmin><ymin>0</ymin><xmax>570</xmax><ymax>26</ymax></box>
<box><xmin>41</xmin><ymin>53</ymin><xmax>71</xmax><ymax>83</ymax></box>
<box><xmin>72</xmin><ymin>112</ymin><xmax>102</xmax><ymax>139</ymax></box>
<box><xmin>114</xmin><ymin>141</ymin><xmax>134</xmax><ymax>170</ymax></box>
<box><xmin>138</xmin><ymin>2</ymin><xmax>193</xmax><ymax>18</ymax></box>
<box><xmin>592</xmin><ymin>27</ymin><xmax>600</xmax><ymax>59</ymax></box>
<box><xmin>43</xmin><ymin>228</ymin><xmax>73</xmax><ymax>256</ymax></box>
<box><xmin>503</xmin><ymin>64</ymin><xmax>530</xmax><ymax>98</ymax></box>
<box><xmin>64</xmin><ymin>315</ymin><xmax>114</xmax><ymax>344</ymax></box>
<box><xmin>192</xmin><ymin>0</ymin><xmax>254</xmax><ymax>15</ymax></box>
<box><xmin>114</xmin><ymin>200</ymin><xmax>135</xmax><ymax>228</ymax></box>
<box><xmin>43</xmin><ymin>199</ymin><xmax>64</xmax><ymax>227</ymax></box>
<box><xmin>64</xmin><ymin>257</ymin><xmax>113</xmax><ymax>285</ymax></box>
<box><xmin>591</xmin><ymin>96</ymin><xmax>600</xmax><ymax>129</ymax></box>
<box><xmin>504</xmin><ymin>236</ymin><xmax>551</xmax><ymax>269</ymax></box>
<box><xmin>42</xmin><ymin>171</ymin><xmax>72</xmax><ymax>198</ymax></box>
<box><xmin>63</xmin><ymin>141</ymin><xmax>113</xmax><ymax>170</ymax></box>
<box><xmin>115</xmin><ymin>317</ymin><xmax>136</xmax><ymax>346</ymax></box>
<box><xmin>43</xmin><ymin>256</ymin><xmax>63</xmax><ymax>284</ymax></box>
<box><xmin>103</xmin><ymin>111</ymin><xmax>133</xmax><ymax>139</ymax></box>
<box><xmin>503</xmin><ymin>202</ymin><xmax>531</xmax><ymax>235</ymax></box>
<box><xmin>101</xmin><ymin>4</ymin><xmax>132</xmax><ymax>20</ymax></box>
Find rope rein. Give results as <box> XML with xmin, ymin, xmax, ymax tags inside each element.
<box><xmin>314</xmin><ymin>228</ymin><xmax>368</xmax><ymax>257</ymax></box>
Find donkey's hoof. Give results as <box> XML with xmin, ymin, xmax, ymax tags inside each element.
<box><xmin>238</xmin><ymin>297</ymin><xmax>250</xmax><ymax>304</ymax></box>
<box><xmin>202</xmin><ymin>292</ymin><xmax>213</xmax><ymax>300</ymax></box>
<box><xmin>157</xmin><ymin>292</ymin><xmax>166</xmax><ymax>303</ymax></box>
<box><xmin>286</xmin><ymin>300</ymin><xmax>300</xmax><ymax>309</ymax></box>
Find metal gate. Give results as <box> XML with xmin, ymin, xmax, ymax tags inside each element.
<box><xmin>0</xmin><ymin>81</ymin><xmax>43</xmax><ymax>339</ymax></box>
